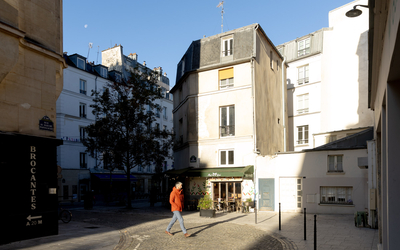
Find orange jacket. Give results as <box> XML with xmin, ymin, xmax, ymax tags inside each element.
<box><xmin>170</xmin><ymin>187</ymin><xmax>184</xmax><ymax>212</ymax></box>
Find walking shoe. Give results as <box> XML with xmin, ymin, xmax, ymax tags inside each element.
<box><xmin>165</xmin><ymin>231</ymin><xmax>173</xmax><ymax>236</ymax></box>
<box><xmin>184</xmin><ymin>233</ymin><xmax>191</xmax><ymax>238</ymax></box>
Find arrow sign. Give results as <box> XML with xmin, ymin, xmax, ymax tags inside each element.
<box><xmin>27</xmin><ymin>215</ymin><xmax>42</xmax><ymax>221</ymax></box>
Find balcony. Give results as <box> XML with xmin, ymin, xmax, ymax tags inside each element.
<box><xmin>220</xmin><ymin>125</ymin><xmax>235</xmax><ymax>137</ymax></box>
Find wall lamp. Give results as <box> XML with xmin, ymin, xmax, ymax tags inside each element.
<box><xmin>346</xmin><ymin>4</ymin><xmax>369</xmax><ymax>18</ymax></box>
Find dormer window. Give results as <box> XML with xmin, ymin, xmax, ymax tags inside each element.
<box><xmin>298</xmin><ymin>37</ymin><xmax>311</xmax><ymax>57</ymax></box>
<box><xmin>222</xmin><ymin>36</ymin><xmax>233</xmax><ymax>57</ymax></box>
<box><xmin>115</xmin><ymin>73</ymin><xmax>121</xmax><ymax>83</ymax></box>
<box><xmin>100</xmin><ymin>67</ymin><xmax>108</xmax><ymax>78</ymax></box>
<box><xmin>77</xmin><ymin>58</ymin><xmax>85</xmax><ymax>70</ymax></box>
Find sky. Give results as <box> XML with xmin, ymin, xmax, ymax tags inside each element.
<box><xmin>63</xmin><ymin>0</ymin><xmax>355</xmax><ymax>88</ymax></box>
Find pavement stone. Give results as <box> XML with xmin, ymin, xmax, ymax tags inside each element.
<box><xmin>0</xmin><ymin>201</ymin><xmax>379</xmax><ymax>250</ymax></box>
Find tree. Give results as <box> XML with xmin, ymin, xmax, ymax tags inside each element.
<box><xmin>83</xmin><ymin>68</ymin><xmax>173</xmax><ymax>208</ymax></box>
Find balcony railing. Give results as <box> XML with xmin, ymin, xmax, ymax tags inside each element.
<box><xmin>297</xmin><ymin>77</ymin><xmax>309</xmax><ymax>85</ymax></box>
<box><xmin>297</xmin><ymin>139</ymin><xmax>309</xmax><ymax>145</ymax></box>
<box><xmin>220</xmin><ymin>125</ymin><xmax>235</xmax><ymax>137</ymax></box>
<box><xmin>297</xmin><ymin>108</ymin><xmax>309</xmax><ymax>115</ymax></box>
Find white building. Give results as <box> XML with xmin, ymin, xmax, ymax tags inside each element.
<box><xmin>277</xmin><ymin>0</ymin><xmax>373</xmax><ymax>151</ymax></box>
<box><xmin>57</xmin><ymin>53</ymin><xmax>112</xmax><ymax>201</ymax></box>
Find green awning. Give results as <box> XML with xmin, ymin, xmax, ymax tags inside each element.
<box><xmin>187</xmin><ymin>165</ymin><xmax>254</xmax><ymax>179</ymax></box>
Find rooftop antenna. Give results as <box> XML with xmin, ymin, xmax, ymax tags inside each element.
<box><xmin>217</xmin><ymin>1</ymin><xmax>224</xmax><ymax>33</ymax></box>
<box><xmin>87</xmin><ymin>42</ymin><xmax>93</xmax><ymax>61</ymax></box>
<box><xmin>96</xmin><ymin>46</ymin><xmax>100</xmax><ymax>64</ymax></box>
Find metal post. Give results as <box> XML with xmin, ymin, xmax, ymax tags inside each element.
<box><xmin>279</xmin><ymin>203</ymin><xmax>281</xmax><ymax>230</ymax></box>
<box><xmin>304</xmin><ymin>208</ymin><xmax>307</xmax><ymax>240</ymax></box>
<box><xmin>314</xmin><ymin>214</ymin><xmax>317</xmax><ymax>250</ymax></box>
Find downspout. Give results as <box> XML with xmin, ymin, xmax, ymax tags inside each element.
<box><xmin>281</xmin><ymin>57</ymin><xmax>286</xmax><ymax>152</ymax></box>
<box><xmin>95</xmin><ymin>76</ymin><xmax>98</xmax><ymax>168</ymax></box>
<box><xmin>253</xmin><ymin>24</ymin><xmax>258</xmax><ymax>221</ymax></box>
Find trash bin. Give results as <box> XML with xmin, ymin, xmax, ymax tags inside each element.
<box><xmin>354</xmin><ymin>211</ymin><xmax>367</xmax><ymax>227</ymax></box>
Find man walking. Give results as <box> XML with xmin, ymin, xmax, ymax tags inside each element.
<box><xmin>165</xmin><ymin>182</ymin><xmax>191</xmax><ymax>237</ymax></box>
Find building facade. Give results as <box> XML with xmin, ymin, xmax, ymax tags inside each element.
<box><xmin>0</xmin><ymin>0</ymin><xmax>65</xmax><ymax>244</ymax></box>
<box><xmin>277</xmin><ymin>0</ymin><xmax>373</xmax><ymax>151</ymax></box>
<box><xmin>57</xmin><ymin>53</ymin><xmax>112</xmax><ymax>201</ymax></box>
<box><xmin>56</xmin><ymin>46</ymin><xmax>174</xmax><ymax>201</ymax></box>
<box><xmin>170</xmin><ymin>24</ymin><xmax>287</xmax><ymax>211</ymax></box>
<box><xmin>367</xmin><ymin>0</ymin><xmax>400</xmax><ymax>248</ymax></box>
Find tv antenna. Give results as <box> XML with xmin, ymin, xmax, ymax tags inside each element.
<box><xmin>96</xmin><ymin>46</ymin><xmax>100</xmax><ymax>64</ymax></box>
<box><xmin>217</xmin><ymin>1</ymin><xmax>224</xmax><ymax>33</ymax></box>
<box><xmin>87</xmin><ymin>42</ymin><xmax>93</xmax><ymax>61</ymax></box>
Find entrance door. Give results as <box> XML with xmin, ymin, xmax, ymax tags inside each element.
<box><xmin>259</xmin><ymin>179</ymin><xmax>274</xmax><ymax>211</ymax></box>
<box><xmin>280</xmin><ymin>177</ymin><xmax>302</xmax><ymax>212</ymax></box>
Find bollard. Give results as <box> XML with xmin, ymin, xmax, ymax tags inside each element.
<box><xmin>314</xmin><ymin>214</ymin><xmax>317</xmax><ymax>250</ymax></box>
<box><xmin>279</xmin><ymin>203</ymin><xmax>281</xmax><ymax>230</ymax></box>
<box><xmin>304</xmin><ymin>208</ymin><xmax>306</xmax><ymax>240</ymax></box>
<box><xmin>255</xmin><ymin>199</ymin><xmax>257</xmax><ymax>224</ymax></box>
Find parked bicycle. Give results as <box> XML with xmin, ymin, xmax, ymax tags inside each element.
<box><xmin>59</xmin><ymin>208</ymin><xmax>72</xmax><ymax>223</ymax></box>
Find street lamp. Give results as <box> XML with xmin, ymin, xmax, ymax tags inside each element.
<box><xmin>346</xmin><ymin>4</ymin><xmax>369</xmax><ymax>18</ymax></box>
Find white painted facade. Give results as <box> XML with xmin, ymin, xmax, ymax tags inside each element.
<box><xmin>280</xmin><ymin>0</ymin><xmax>373</xmax><ymax>151</ymax></box>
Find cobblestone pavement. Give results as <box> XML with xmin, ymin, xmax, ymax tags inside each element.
<box><xmin>72</xmin><ymin>207</ymin><xmax>288</xmax><ymax>250</ymax></box>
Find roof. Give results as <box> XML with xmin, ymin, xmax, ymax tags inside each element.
<box><xmin>303</xmin><ymin>127</ymin><xmax>373</xmax><ymax>152</ymax></box>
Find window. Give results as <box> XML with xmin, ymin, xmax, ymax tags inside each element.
<box><xmin>77</xmin><ymin>58</ymin><xmax>85</xmax><ymax>70</ymax></box>
<box><xmin>163</xmin><ymin>125</ymin><xmax>167</xmax><ymax>131</ymax></box>
<box><xmin>79</xmin><ymin>127</ymin><xmax>86</xmax><ymax>141</ymax></box>
<box><xmin>220</xmin><ymin>106</ymin><xmax>235</xmax><ymax>137</ymax></box>
<box><xmin>79</xmin><ymin>103</ymin><xmax>86</xmax><ymax>118</ymax></box>
<box><xmin>298</xmin><ymin>37</ymin><xmax>310</xmax><ymax>57</ymax></box>
<box><xmin>222</xmin><ymin>37</ymin><xmax>233</xmax><ymax>57</ymax></box>
<box><xmin>147</xmin><ymin>165</ymin><xmax>151</xmax><ymax>173</ymax></box>
<box><xmin>297</xmin><ymin>125</ymin><xmax>308</xmax><ymax>144</ymax></box>
<box><xmin>297</xmin><ymin>94</ymin><xmax>309</xmax><ymax>114</ymax></box>
<box><xmin>164</xmin><ymin>161</ymin><xmax>168</xmax><ymax>172</ymax></box>
<box><xmin>163</xmin><ymin>107</ymin><xmax>167</xmax><ymax>120</ymax></box>
<box><xmin>100</xmin><ymin>67</ymin><xmax>108</xmax><ymax>78</ymax></box>
<box><xmin>298</xmin><ymin>65</ymin><xmax>309</xmax><ymax>85</ymax></box>
<box><xmin>80</xmin><ymin>152</ymin><xmax>87</xmax><ymax>168</ymax></box>
<box><xmin>138</xmin><ymin>165</ymin><xmax>142</xmax><ymax>172</ymax></box>
<box><xmin>328</xmin><ymin>155</ymin><xmax>343</xmax><ymax>172</ymax></box>
<box><xmin>219</xmin><ymin>68</ymin><xmax>234</xmax><ymax>89</ymax></box>
<box><xmin>115</xmin><ymin>73</ymin><xmax>121</xmax><ymax>83</ymax></box>
<box><xmin>320</xmin><ymin>187</ymin><xmax>352</xmax><ymax>204</ymax></box>
<box><xmin>80</xmin><ymin>79</ymin><xmax>87</xmax><ymax>95</ymax></box>
<box><xmin>220</xmin><ymin>150</ymin><xmax>234</xmax><ymax>165</ymax></box>
<box><xmin>326</xmin><ymin>135</ymin><xmax>337</xmax><ymax>143</ymax></box>
<box><xmin>155</xmin><ymin>123</ymin><xmax>160</xmax><ymax>131</ymax></box>
<box><xmin>270</xmin><ymin>51</ymin><xmax>273</xmax><ymax>69</ymax></box>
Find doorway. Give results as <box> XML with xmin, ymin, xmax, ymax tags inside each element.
<box><xmin>259</xmin><ymin>178</ymin><xmax>274</xmax><ymax>211</ymax></box>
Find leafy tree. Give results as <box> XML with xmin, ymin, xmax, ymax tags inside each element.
<box><xmin>83</xmin><ymin>68</ymin><xmax>173</xmax><ymax>208</ymax></box>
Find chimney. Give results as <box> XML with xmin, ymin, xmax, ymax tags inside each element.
<box><xmin>143</xmin><ymin>61</ymin><xmax>146</xmax><ymax>66</ymax></box>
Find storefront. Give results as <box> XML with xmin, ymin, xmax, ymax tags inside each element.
<box><xmin>185</xmin><ymin>166</ymin><xmax>254</xmax><ymax>210</ymax></box>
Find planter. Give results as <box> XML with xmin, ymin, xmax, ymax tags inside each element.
<box><xmin>199</xmin><ymin>209</ymin><xmax>216</xmax><ymax>218</ymax></box>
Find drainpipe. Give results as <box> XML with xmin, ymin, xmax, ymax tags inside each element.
<box><xmin>253</xmin><ymin>24</ymin><xmax>258</xmax><ymax>219</ymax></box>
<box><xmin>281</xmin><ymin>57</ymin><xmax>286</xmax><ymax>152</ymax></box>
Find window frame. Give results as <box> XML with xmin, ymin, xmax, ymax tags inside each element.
<box><xmin>79</xmin><ymin>79</ymin><xmax>87</xmax><ymax>95</ymax></box>
<box><xmin>79</xmin><ymin>103</ymin><xmax>87</xmax><ymax>118</ymax></box>
<box><xmin>297</xmin><ymin>125</ymin><xmax>309</xmax><ymax>145</ymax></box>
<box><xmin>297</xmin><ymin>65</ymin><xmax>309</xmax><ymax>85</ymax></box>
<box><xmin>222</xmin><ymin>37</ymin><xmax>233</xmax><ymax>57</ymax></box>
<box><xmin>80</xmin><ymin>152</ymin><xmax>87</xmax><ymax>169</ymax></box>
<box><xmin>320</xmin><ymin>186</ymin><xmax>353</xmax><ymax>205</ymax></box>
<box><xmin>79</xmin><ymin>126</ymin><xmax>86</xmax><ymax>141</ymax></box>
<box><xmin>297</xmin><ymin>37</ymin><xmax>311</xmax><ymax>57</ymax></box>
<box><xmin>220</xmin><ymin>105</ymin><xmax>235</xmax><ymax>137</ymax></box>
<box><xmin>327</xmin><ymin>155</ymin><xmax>343</xmax><ymax>172</ymax></box>
<box><xmin>220</xmin><ymin>149</ymin><xmax>234</xmax><ymax>166</ymax></box>
<box><xmin>297</xmin><ymin>93</ymin><xmax>309</xmax><ymax>114</ymax></box>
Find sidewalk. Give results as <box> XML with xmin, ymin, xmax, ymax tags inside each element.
<box><xmin>0</xmin><ymin>202</ymin><xmax>379</xmax><ymax>250</ymax></box>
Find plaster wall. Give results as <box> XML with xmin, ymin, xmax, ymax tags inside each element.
<box><xmin>0</xmin><ymin>0</ymin><xmax>64</xmax><ymax>138</ymax></box>
<box><xmin>257</xmin><ymin>148</ymin><xmax>368</xmax><ymax>214</ymax></box>
<box><xmin>321</xmin><ymin>0</ymin><xmax>373</xmax><ymax>132</ymax></box>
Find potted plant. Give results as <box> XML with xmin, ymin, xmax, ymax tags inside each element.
<box><xmin>197</xmin><ymin>195</ymin><xmax>216</xmax><ymax>218</ymax></box>
<box><xmin>245</xmin><ymin>198</ymin><xmax>252</xmax><ymax>207</ymax></box>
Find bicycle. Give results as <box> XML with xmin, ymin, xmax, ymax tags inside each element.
<box><xmin>59</xmin><ymin>208</ymin><xmax>72</xmax><ymax>223</ymax></box>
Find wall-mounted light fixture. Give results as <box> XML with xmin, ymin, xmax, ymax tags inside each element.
<box><xmin>346</xmin><ymin>4</ymin><xmax>369</xmax><ymax>18</ymax></box>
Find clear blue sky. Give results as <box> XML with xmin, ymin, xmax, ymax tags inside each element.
<box><xmin>63</xmin><ymin>0</ymin><xmax>354</xmax><ymax>87</ymax></box>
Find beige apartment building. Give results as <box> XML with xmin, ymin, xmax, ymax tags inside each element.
<box><xmin>169</xmin><ymin>24</ymin><xmax>287</xmax><ymax>211</ymax></box>
<box><xmin>0</xmin><ymin>0</ymin><xmax>65</xmax><ymax>244</ymax></box>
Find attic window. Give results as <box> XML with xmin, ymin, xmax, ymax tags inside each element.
<box><xmin>77</xmin><ymin>58</ymin><xmax>85</xmax><ymax>70</ymax></box>
<box><xmin>100</xmin><ymin>68</ymin><xmax>108</xmax><ymax>78</ymax></box>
